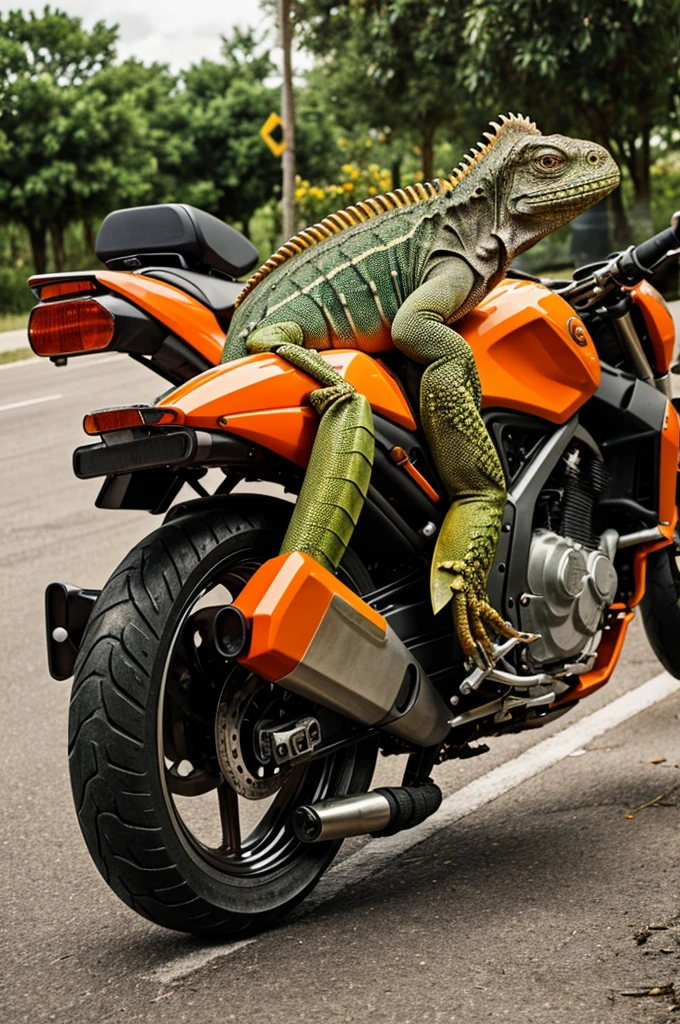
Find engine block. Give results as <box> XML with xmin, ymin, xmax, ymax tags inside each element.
<box><xmin>520</xmin><ymin>529</ymin><xmax>618</xmax><ymax>665</ymax></box>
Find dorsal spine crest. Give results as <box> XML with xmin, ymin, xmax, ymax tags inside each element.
<box><xmin>233</xmin><ymin>113</ymin><xmax>541</xmax><ymax>309</ymax></box>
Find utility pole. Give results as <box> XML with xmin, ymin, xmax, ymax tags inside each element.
<box><xmin>279</xmin><ymin>0</ymin><xmax>296</xmax><ymax>240</ymax></box>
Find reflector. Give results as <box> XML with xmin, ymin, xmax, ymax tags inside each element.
<box><xmin>40</xmin><ymin>280</ymin><xmax>95</xmax><ymax>301</ymax></box>
<box><xmin>29</xmin><ymin>298</ymin><xmax>114</xmax><ymax>356</ymax></box>
<box><xmin>83</xmin><ymin>406</ymin><xmax>183</xmax><ymax>435</ymax></box>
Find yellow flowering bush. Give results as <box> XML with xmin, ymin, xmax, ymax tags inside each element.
<box><xmin>294</xmin><ymin>161</ymin><xmax>391</xmax><ymax>225</ymax></box>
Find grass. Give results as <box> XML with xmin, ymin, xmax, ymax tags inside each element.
<box><xmin>0</xmin><ymin>311</ymin><xmax>29</xmax><ymax>333</ymax></box>
<box><xmin>0</xmin><ymin>346</ymin><xmax>34</xmax><ymax>365</ymax></box>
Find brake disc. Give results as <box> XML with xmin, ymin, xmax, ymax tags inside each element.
<box><xmin>215</xmin><ymin>674</ymin><xmax>290</xmax><ymax>799</ymax></box>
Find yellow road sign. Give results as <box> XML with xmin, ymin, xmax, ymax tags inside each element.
<box><xmin>260</xmin><ymin>112</ymin><xmax>287</xmax><ymax>158</ymax></box>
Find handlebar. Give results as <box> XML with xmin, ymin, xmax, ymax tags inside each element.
<box><xmin>556</xmin><ymin>220</ymin><xmax>680</xmax><ymax>308</ymax></box>
<box><xmin>618</xmin><ymin>222</ymin><xmax>680</xmax><ymax>282</ymax></box>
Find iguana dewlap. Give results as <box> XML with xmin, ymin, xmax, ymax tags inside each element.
<box><xmin>223</xmin><ymin>114</ymin><xmax>620</xmax><ymax>660</ymax></box>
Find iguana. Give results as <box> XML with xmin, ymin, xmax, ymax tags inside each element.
<box><xmin>222</xmin><ymin>114</ymin><xmax>620</xmax><ymax>659</ymax></box>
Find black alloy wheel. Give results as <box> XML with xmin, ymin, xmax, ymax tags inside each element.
<box><xmin>68</xmin><ymin>497</ymin><xmax>377</xmax><ymax>936</ymax></box>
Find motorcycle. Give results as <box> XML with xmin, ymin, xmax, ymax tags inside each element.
<box><xmin>30</xmin><ymin>202</ymin><xmax>680</xmax><ymax>936</ymax></box>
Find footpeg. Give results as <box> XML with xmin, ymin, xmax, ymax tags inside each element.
<box><xmin>293</xmin><ymin>780</ymin><xmax>442</xmax><ymax>843</ymax></box>
<box><xmin>459</xmin><ymin>634</ymin><xmax>545</xmax><ymax>694</ymax></box>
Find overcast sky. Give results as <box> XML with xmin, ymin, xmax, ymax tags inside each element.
<box><xmin>0</xmin><ymin>0</ymin><xmax>272</xmax><ymax>70</ymax></box>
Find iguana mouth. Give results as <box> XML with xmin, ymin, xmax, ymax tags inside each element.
<box><xmin>522</xmin><ymin>173</ymin><xmax>620</xmax><ymax>208</ymax></box>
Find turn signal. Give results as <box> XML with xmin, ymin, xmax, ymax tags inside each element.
<box><xmin>83</xmin><ymin>405</ymin><xmax>184</xmax><ymax>435</ymax></box>
<box><xmin>29</xmin><ymin>298</ymin><xmax>114</xmax><ymax>356</ymax></box>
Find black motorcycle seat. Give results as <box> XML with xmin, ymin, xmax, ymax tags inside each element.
<box><xmin>142</xmin><ymin>267</ymin><xmax>243</xmax><ymax>315</ymax></box>
<box><xmin>95</xmin><ymin>203</ymin><xmax>259</xmax><ymax>279</ymax></box>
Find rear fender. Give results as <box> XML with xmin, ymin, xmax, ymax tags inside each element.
<box><xmin>157</xmin><ymin>350</ymin><xmax>417</xmax><ymax>466</ymax></box>
<box><xmin>28</xmin><ymin>269</ymin><xmax>224</xmax><ymax>383</ymax></box>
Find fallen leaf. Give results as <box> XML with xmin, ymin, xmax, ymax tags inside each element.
<box><xmin>650</xmin><ymin>758</ymin><xmax>667</xmax><ymax>765</ymax></box>
<box><xmin>625</xmin><ymin>814</ymin><xmax>634</xmax><ymax>819</ymax></box>
<box><xmin>621</xmin><ymin>984</ymin><xmax>674</xmax><ymax>997</ymax></box>
<box><xmin>625</xmin><ymin>793</ymin><xmax>666</xmax><ymax>818</ymax></box>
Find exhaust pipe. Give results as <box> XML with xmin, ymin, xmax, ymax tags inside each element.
<box><xmin>224</xmin><ymin>552</ymin><xmax>452</xmax><ymax>749</ymax></box>
<box><xmin>293</xmin><ymin>780</ymin><xmax>442</xmax><ymax>843</ymax></box>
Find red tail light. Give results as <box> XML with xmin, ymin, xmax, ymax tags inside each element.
<box><xmin>29</xmin><ymin>298</ymin><xmax>114</xmax><ymax>356</ymax></box>
<box><xmin>83</xmin><ymin>406</ymin><xmax>184</xmax><ymax>435</ymax></box>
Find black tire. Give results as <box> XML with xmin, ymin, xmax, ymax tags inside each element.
<box><xmin>641</xmin><ymin>538</ymin><xmax>680</xmax><ymax>678</ymax></box>
<box><xmin>68</xmin><ymin>496</ymin><xmax>377</xmax><ymax>937</ymax></box>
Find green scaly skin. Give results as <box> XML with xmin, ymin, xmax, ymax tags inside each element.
<box><xmin>223</xmin><ymin>115</ymin><xmax>620</xmax><ymax>659</ymax></box>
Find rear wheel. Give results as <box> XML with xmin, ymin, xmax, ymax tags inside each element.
<box><xmin>68</xmin><ymin>498</ymin><xmax>377</xmax><ymax>936</ymax></box>
<box><xmin>641</xmin><ymin>531</ymin><xmax>680</xmax><ymax>678</ymax></box>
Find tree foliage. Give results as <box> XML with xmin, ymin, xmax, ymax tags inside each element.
<box><xmin>461</xmin><ymin>0</ymin><xmax>680</xmax><ymax>239</ymax></box>
<box><xmin>292</xmin><ymin>0</ymin><xmax>480</xmax><ymax>182</ymax></box>
<box><xmin>1</xmin><ymin>0</ymin><xmax>679</xmax><ymax>288</ymax></box>
<box><xmin>0</xmin><ymin>6</ymin><xmax>119</xmax><ymax>270</ymax></box>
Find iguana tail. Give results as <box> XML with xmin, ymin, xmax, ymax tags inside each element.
<box><xmin>281</xmin><ymin>391</ymin><xmax>374</xmax><ymax>572</ymax></box>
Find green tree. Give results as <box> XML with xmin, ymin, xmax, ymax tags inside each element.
<box><xmin>462</xmin><ymin>0</ymin><xmax>680</xmax><ymax>242</ymax></box>
<box><xmin>0</xmin><ymin>6</ymin><xmax>118</xmax><ymax>271</ymax></box>
<box><xmin>157</xmin><ymin>26</ymin><xmax>338</xmax><ymax>238</ymax></box>
<box><xmin>292</xmin><ymin>0</ymin><xmax>478</xmax><ymax>182</ymax></box>
<box><xmin>69</xmin><ymin>60</ymin><xmax>177</xmax><ymax>253</ymax></box>
<box><xmin>35</xmin><ymin>59</ymin><xmax>178</xmax><ymax>268</ymax></box>
<box><xmin>158</xmin><ymin>28</ymin><xmax>281</xmax><ymax>234</ymax></box>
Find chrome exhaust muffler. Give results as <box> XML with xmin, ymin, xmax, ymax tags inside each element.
<box><xmin>293</xmin><ymin>780</ymin><xmax>442</xmax><ymax>843</ymax></box>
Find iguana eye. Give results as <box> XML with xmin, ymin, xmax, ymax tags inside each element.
<box><xmin>536</xmin><ymin>153</ymin><xmax>564</xmax><ymax>171</ymax></box>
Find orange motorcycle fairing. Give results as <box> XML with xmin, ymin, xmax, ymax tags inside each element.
<box><xmin>158</xmin><ymin>349</ymin><xmax>417</xmax><ymax>465</ymax></box>
<box><xmin>574</xmin><ymin>400</ymin><xmax>679</xmax><ymax>701</ymax></box>
<box><xmin>553</xmin><ymin>611</ymin><xmax>635</xmax><ymax>706</ymax></box>
<box><xmin>230</xmin><ymin>552</ymin><xmax>451</xmax><ymax>746</ymax></box>
<box><xmin>457</xmin><ymin>278</ymin><xmax>601</xmax><ymax>423</ymax></box>
<box><xmin>232</xmin><ymin>551</ymin><xmax>386</xmax><ymax>682</ymax></box>
<box><xmin>630</xmin><ymin>280</ymin><xmax>676</xmax><ymax>375</ymax></box>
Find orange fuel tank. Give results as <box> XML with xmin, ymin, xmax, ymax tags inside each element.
<box><xmin>456</xmin><ymin>278</ymin><xmax>601</xmax><ymax>424</ymax></box>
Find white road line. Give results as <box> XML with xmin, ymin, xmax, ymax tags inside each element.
<box><xmin>0</xmin><ymin>353</ymin><xmax>124</xmax><ymax>373</ymax></box>
<box><xmin>305</xmin><ymin>670</ymin><xmax>680</xmax><ymax>909</ymax></box>
<box><xmin>144</xmin><ymin>939</ymin><xmax>256</xmax><ymax>985</ymax></box>
<box><xmin>0</xmin><ymin>393</ymin><xmax>62</xmax><ymax>412</ymax></box>
<box><xmin>146</xmin><ymin>670</ymin><xmax>679</xmax><ymax>985</ymax></box>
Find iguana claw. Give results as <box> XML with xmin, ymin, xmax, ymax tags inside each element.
<box><xmin>436</xmin><ymin>559</ymin><xmax>537</xmax><ymax>661</ymax></box>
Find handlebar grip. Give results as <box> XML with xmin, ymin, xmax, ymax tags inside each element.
<box><xmin>630</xmin><ymin>224</ymin><xmax>680</xmax><ymax>274</ymax></box>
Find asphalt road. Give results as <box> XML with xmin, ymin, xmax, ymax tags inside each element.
<box><xmin>2</xmin><ymin>347</ymin><xmax>680</xmax><ymax>1024</ymax></box>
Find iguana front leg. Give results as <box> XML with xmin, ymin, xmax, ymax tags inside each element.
<box><xmin>246</xmin><ymin>321</ymin><xmax>374</xmax><ymax>572</ymax></box>
<box><xmin>392</xmin><ymin>263</ymin><xmax>528</xmax><ymax>660</ymax></box>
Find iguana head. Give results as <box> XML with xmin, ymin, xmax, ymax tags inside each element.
<box><xmin>453</xmin><ymin>114</ymin><xmax>620</xmax><ymax>257</ymax></box>
<box><xmin>505</xmin><ymin>133</ymin><xmax>620</xmax><ymax>222</ymax></box>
